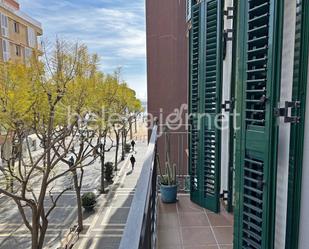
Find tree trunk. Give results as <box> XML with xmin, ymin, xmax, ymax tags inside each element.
<box><xmin>100</xmin><ymin>135</ymin><xmax>106</xmax><ymax>193</ymax></box>
<box><xmin>114</xmin><ymin>132</ymin><xmax>119</xmax><ymax>171</ymax></box>
<box><xmin>38</xmin><ymin>219</ymin><xmax>48</xmax><ymax>249</ymax></box>
<box><xmin>130</xmin><ymin>122</ymin><xmax>133</xmax><ymax>140</ymax></box>
<box><xmin>8</xmin><ymin>161</ymin><xmax>14</xmax><ymax>192</ymax></box>
<box><xmin>73</xmin><ymin>170</ymin><xmax>83</xmax><ymax>231</ymax></box>
<box><xmin>31</xmin><ymin>210</ymin><xmax>39</xmax><ymax>249</ymax></box>
<box><xmin>100</xmin><ymin>155</ymin><xmax>105</xmax><ymax>193</ymax></box>
<box><xmin>121</xmin><ymin>129</ymin><xmax>125</xmax><ymax>161</ymax></box>
<box><xmin>125</xmin><ymin>129</ymin><xmax>128</xmax><ymax>146</ymax></box>
<box><xmin>135</xmin><ymin>117</ymin><xmax>137</xmax><ymax>133</ymax></box>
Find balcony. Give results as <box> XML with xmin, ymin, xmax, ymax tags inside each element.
<box><xmin>119</xmin><ymin>125</ymin><xmax>233</xmax><ymax>249</ymax></box>
<box><xmin>157</xmin><ymin>195</ymin><xmax>233</xmax><ymax>249</ymax></box>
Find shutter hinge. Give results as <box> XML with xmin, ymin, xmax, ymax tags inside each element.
<box><xmin>274</xmin><ymin>101</ymin><xmax>301</xmax><ymax>123</ymax></box>
<box><xmin>222</xmin><ymin>98</ymin><xmax>235</xmax><ymax>112</ymax></box>
<box><xmin>221</xmin><ymin>190</ymin><xmax>229</xmax><ymax>201</ymax></box>
<box><xmin>224</xmin><ymin>29</ymin><xmax>233</xmax><ymax>41</ymax></box>
<box><xmin>224</xmin><ymin>7</ymin><xmax>234</xmax><ymax>19</ymax></box>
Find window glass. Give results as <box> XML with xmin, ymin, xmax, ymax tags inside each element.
<box><xmin>14</xmin><ymin>22</ymin><xmax>19</xmax><ymax>33</ymax></box>
<box><xmin>15</xmin><ymin>45</ymin><xmax>21</xmax><ymax>56</ymax></box>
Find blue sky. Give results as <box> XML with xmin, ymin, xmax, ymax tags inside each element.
<box><xmin>19</xmin><ymin>0</ymin><xmax>147</xmax><ymax>101</ymax></box>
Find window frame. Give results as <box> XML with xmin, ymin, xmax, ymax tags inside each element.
<box><xmin>15</xmin><ymin>44</ymin><xmax>21</xmax><ymax>57</ymax></box>
<box><xmin>2</xmin><ymin>39</ymin><xmax>10</xmax><ymax>62</ymax></box>
<box><xmin>14</xmin><ymin>21</ymin><xmax>20</xmax><ymax>33</ymax></box>
<box><xmin>27</xmin><ymin>27</ymin><xmax>36</xmax><ymax>48</ymax></box>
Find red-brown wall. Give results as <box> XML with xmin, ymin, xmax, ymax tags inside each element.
<box><xmin>146</xmin><ymin>0</ymin><xmax>188</xmax><ymax>118</ymax></box>
<box><xmin>4</xmin><ymin>0</ymin><xmax>20</xmax><ymax>10</ymax></box>
<box><xmin>146</xmin><ymin>0</ymin><xmax>189</xmax><ymax>175</ymax></box>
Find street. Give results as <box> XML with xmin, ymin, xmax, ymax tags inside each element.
<box><xmin>0</xmin><ymin>144</ymin><xmax>118</xmax><ymax>249</ymax></box>
<box><xmin>0</xmin><ymin>119</ymin><xmax>148</xmax><ymax>249</ymax></box>
<box><xmin>73</xmin><ymin>141</ymin><xmax>148</xmax><ymax>249</ymax></box>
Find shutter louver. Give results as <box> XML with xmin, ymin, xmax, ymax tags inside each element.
<box><xmin>2</xmin><ymin>39</ymin><xmax>10</xmax><ymax>62</ymax></box>
<box><xmin>27</xmin><ymin>27</ymin><xmax>36</xmax><ymax>48</ymax></box>
<box><xmin>245</xmin><ymin>1</ymin><xmax>270</xmax><ymax>127</ymax></box>
<box><xmin>189</xmin><ymin>3</ymin><xmax>200</xmax><ymax>198</ymax></box>
<box><xmin>242</xmin><ymin>157</ymin><xmax>264</xmax><ymax>248</ymax></box>
<box><xmin>236</xmin><ymin>0</ymin><xmax>283</xmax><ymax>248</ymax></box>
<box><xmin>241</xmin><ymin>1</ymin><xmax>271</xmax><ymax>247</ymax></box>
<box><xmin>201</xmin><ymin>0</ymin><xmax>222</xmax><ymax>212</ymax></box>
<box><xmin>1</xmin><ymin>13</ymin><xmax>9</xmax><ymax>37</ymax></box>
<box><xmin>189</xmin><ymin>0</ymin><xmax>223</xmax><ymax>213</ymax></box>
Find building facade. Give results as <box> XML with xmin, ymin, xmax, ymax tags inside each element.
<box><xmin>0</xmin><ymin>0</ymin><xmax>42</xmax><ymax>64</ymax></box>
<box><xmin>188</xmin><ymin>0</ymin><xmax>309</xmax><ymax>248</ymax></box>
<box><xmin>146</xmin><ymin>0</ymin><xmax>189</xmax><ymax>179</ymax></box>
<box><xmin>0</xmin><ymin>0</ymin><xmax>42</xmax><ymax>165</ymax></box>
<box><xmin>122</xmin><ymin>1</ymin><xmax>309</xmax><ymax>249</ymax></box>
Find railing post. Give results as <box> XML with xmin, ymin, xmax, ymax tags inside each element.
<box><xmin>151</xmin><ymin>147</ymin><xmax>158</xmax><ymax>248</ymax></box>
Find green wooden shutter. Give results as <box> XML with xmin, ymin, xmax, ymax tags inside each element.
<box><xmin>285</xmin><ymin>0</ymin><xmax>309</xmax><ymax>248</ymax></box>
<box><xmin>199</xmin><ymin>0</ymin><xmax>223</xmax><ymax>213</ymax></box>
<box><xmin>189</xmin><ymin>2</ymin><xmax>201</xmax><ymax>204</ymax></box>
<box><xmin>235</xmin><ymin>0</ymin><xmax>283</xmax><ymax>248</ymax></box>
<box><xmin>189</xmin><ymin>0</ymin><xmax>223</xmax><ymax>213</ymax></box>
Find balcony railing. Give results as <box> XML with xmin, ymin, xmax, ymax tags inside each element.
<box><xmin>157</xmin><ymin>125</ymin><xmax>189</xmax><ymax>192</ymax></box>
<box><xmin>119</xmin><ymin>125</ymin><xmax>158</xmax><ymax>249</ymax></box>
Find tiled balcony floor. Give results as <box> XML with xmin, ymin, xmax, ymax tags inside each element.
<box><xmin>157</xmin><ymin>194</ymin><xmax>233</xmax><ymax>249</ymax></box>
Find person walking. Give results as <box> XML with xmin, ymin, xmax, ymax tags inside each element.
<box><xmin>69</xmin><ymin>156</ymin><xmax>74</xmax><ymax>168</ymax></box>
<box><xmin>130</xmin><ymin>155</ymin><xmax>136</xmax><ymax>171</ymax></box>
<box><xmin>68</xmin><ymin>156</ymin><xmax>75</xmax><ymax>189</ymax></box>
<box><xmin>131</xmin><ymin>140</ymin><xmax>136</xmax><ymax>152</ymax></box>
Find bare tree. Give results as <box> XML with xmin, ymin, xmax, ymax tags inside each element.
<box><xmin>0</xmin><ymin>40</ymin><xmax>96</xmax><ymax>249</ymax></box>
<box><xmin>0</xmin><ymin>39</ymin><xmax>143</xmax><ymax>249</ymax></box>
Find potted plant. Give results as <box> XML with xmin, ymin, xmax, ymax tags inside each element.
<box><xmin>124</xmin><ymin>143</ymin><xmax>131</xmax><ymax>153</ymax></box>
<box><xmin>81</xmin><ymin>192</ymin><xmax>96</xmax><ymax>211</ymax></box>
<box><xmin>105</xmin><ymin>162</ymin><xmax>114</xmax><ymax>183</ymax></box>
<box><xmin>159</xmin><ymin>160</ymin><xmax>178</xmax><ymax>203</ymax></box>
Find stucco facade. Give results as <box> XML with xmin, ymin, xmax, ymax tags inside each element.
<box><xmin>0</xmin><ymin>0</ymin><xmax>42</xmax><ymax>64</ymax></box>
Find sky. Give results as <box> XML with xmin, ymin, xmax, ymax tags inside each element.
<box><xmin>19</xmin><ymin>0</ymin><xmax>147</xmax><ymax>101</ymax></box>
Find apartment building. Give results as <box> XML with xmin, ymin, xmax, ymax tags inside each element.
<box><xmin>0</xmin><ymin>0</ymin><xmax>42</xmax><ymax>64</ymax></box>
<box><xmin>0</xmin><ymin>0</ymin><xmax>42</xmax><ymax>165</ymax></box>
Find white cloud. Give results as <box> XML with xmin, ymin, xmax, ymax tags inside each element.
<box><xmin>19</xmin><ymin>0</ymin><xmax>147</xmax><ymax>100</ymax></box>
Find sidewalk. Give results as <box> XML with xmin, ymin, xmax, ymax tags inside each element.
<box><xmin>72</xmin><ymin>140</ymin><xmax>148</xmax><ymax>249</ymax></box>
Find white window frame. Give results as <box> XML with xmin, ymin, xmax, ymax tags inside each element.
<box><xmin>0</xmin><ymin>13</ymin><xmax>9</xmax><ymax>37</ymax></box>
<box><xmin>27</xmin><ymin>27</ymin><xmax>36</xmax><ymax>48</ymax></box>
<box><xmin>14</xmin><ymin>21</ymin><xmax>19</xmax><ymax>33</ymax></box>
<box><xmin>2</xmin><ymin>39</ymin><xmax>10</xmax><ymax>62</ymax></box>
<box><xmin>186</xmin><ymin>0</ymin><xmax>192</xmax><ymax>21</ymax></box>
<box><xmin>25</xmin><ymin>47</ymin><xmax>32</xmax><ymax>64</ymax></box>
